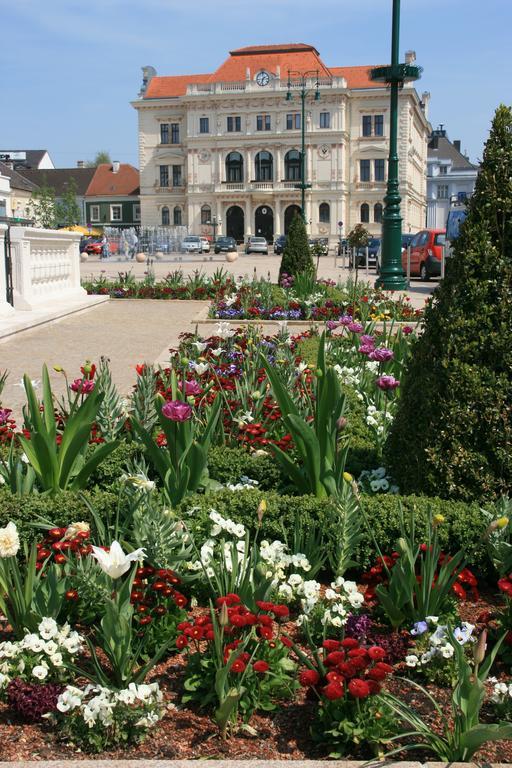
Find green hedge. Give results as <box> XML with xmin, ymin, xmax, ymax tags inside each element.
<box><xmin>177</xmin><ymin>489</ymin><xmax>491</xmax><ymax>578</ymax></box>
<box><xmin>207</xmin><ymin>446</ymin><xmax>283</xmax><ymax>490</ymax></box>
<box><xmin>88</xmin><ymin>441</ymin><xmax>142</xmax><ymax>490</ymax></box>
<box><xmin>0</xmin><ymin>488</ymin><xmax>119</xmax><ymax>545</ymax></box>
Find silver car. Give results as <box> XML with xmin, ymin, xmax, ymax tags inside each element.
<box><xmin>181</xmin><ymin>235</ymin><xmax>202</xmax><ymax>253</ymax></box>
<box><xmin>245</xmin><ymin>236</ymin><xmax>268</xmax><ymax>255</ymax></box>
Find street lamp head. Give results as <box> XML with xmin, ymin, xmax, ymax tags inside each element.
<box><xmin>286</xmin><ymin>90</ymin><xmax>292</xmax><ymax>101</ymax></box>
<box><xmin>314</xmin><ymin>89</ymin><xmax>320</xmax><ymax>101</ymax></box>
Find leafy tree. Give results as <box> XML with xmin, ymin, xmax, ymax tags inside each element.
<box><xmin>86</xmin><ymin>151</ymin><xmax>111</xmax><ymax>167</ymax></box>
<box><xmin>385</xmin><ymin>104</ymin><xmax>512</xmax><ymax>501</ymax></box>
<box><xmin>56</xmin><ymin>177</ymin><xmax>81</xmax><ymax>227</ymax></box>
<box><xmin>28</xmin><ymin>180</ymin><xmax>57</xmax><ymax>229</ymax></box>
<box><xmin>347</xmin><ymin>223</ymin><xmax>370</xmax><ymax>249</ymax></box>
<box><xmin>278</xmin><ymin>213</ymin><xmax>314</xmax><ymax>280</ymax></box>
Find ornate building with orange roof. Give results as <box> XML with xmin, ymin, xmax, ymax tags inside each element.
<box><xmin>132</xmin><ymin>44</ymin><xmax>430</xmax><ymax>244</ymax></box>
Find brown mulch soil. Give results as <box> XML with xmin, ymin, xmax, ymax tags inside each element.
<box><xmin>2</xmin><ymin>593</ymin><xmax>512</xmax><ymax>762</ymax></box>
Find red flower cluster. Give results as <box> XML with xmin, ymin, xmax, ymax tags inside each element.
<box><xmin>498</xmin><ymin>575</ymin><xmax>512</xmax><ymax>598</ymax></box>
<box><xmin>131</xmin><ymin>565</ymin><xmax>187</xmax><ymax>627</ymax></box>
<box><xmin>299</xmin><ymin>638</ymin><xmax>392</xmax><ymax>701</ymax></box>
<box><xmin>36</xmin><ymin>526</ymin><xmax>92</xmax><ymax>569</ymax></box>
<box><xmin>0</xmin><ymin>408</ymin><xmax>16</xmax><ymax>445</ymax></box>
<box><xmin>361</xmin><ymin>550</ymin><xmax>479</xmax><ymax>603</ymax></box>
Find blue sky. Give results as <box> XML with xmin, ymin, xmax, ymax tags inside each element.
<box><xmin>1</xmin><ymin>0</ymin><xmax>509</xmax><ymax>168</ymax></box>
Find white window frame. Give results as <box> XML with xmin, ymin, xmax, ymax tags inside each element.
<box><xmin>90</xmin><ymin>204</ymin><xmax>100</xmax><ymax>222</ymax></box>
<box><xmin>133</xmin><ymin>204</ymin><xmax>141</xmax><ymax>221</ymax></box>
<box><xmin>110</xmin><ymin>204</ymin><xmax>122</xmax><ymax>222</ymax></box>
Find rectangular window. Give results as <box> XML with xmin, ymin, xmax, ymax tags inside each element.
<box><xmin>159</xmin><ymin>165</ymin><xmax>169</xmax><ymax>187</ymax></box>
<box><xmin>374</xmin><ymin>114</ymin><xmax>384</xmax><ymax>136</ymax></box>
<box><xmin>439</xmin><ymin>165</ymin><xmax>448</xmax><ymax>175</ymax></box>
<box><xmin>90</xmin><ymin>205</ymin><xmax>100</xmax><ymax>222</ymax></box>
<box><xmin>362</xmin><ymin>115</ymin><xmax>372</xmax><ymax>137</ymax></box>
<box><xmin>437</xmin><ymin>184</ymin><xmax>449</xmax><ymax>199</ymax></box>
<box><xmin>133</xmin><ymin>204</ymin><xmax>141</xmax><ymax>221</ymax></box>
<box><xmin>286</xmin><ymin>113</ymin><xmax>301</xmax><ymax>130</ymax></box>
<box><xmin>257</xmin><ymin>114</ymin><xmax>271</xmax><ymax>131</ymax></box>
<box><xmin>160</xmin><ymin>123</ymin><xmax>169</xmax><ymax>144</ymax></box>
<box><xmin>172</xmin><ymin>165</ymin><xmax>182</xmax><ymax>186</ymax></box>
<box><xmin>110</xmin><ymin>205</ymin><xmax>122</xmax><ymax>222</ymax></box>
<box><xmin>227</xmin><ymin>115</ymin><xmax>241</xmax><ymax>132</ymax></box>
<box><xmin>171</xmin><ymin>123</ymin><xmax>180</xmax><ymax>143</ymax></box>
<box><xmin>199</xmin><ymin>117</ymin><xmax>209</xmax><ymax>134</ymax></box>
<box><xmin>374</xmin><ymin>159</ymin><xmax>385</xmax><ymax>182</ymax></box>
<box><xmin>319</xmin><ymin>111</ymin><xmax>330</xmax><ymax>129</ymax></box>
<box><xmin>360</xmin><ymin>159</ymin><xmax>371</xmax><ymax>182</ymax></box>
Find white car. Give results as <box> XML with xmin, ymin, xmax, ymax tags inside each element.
<box><xmin>181</xmin><ymin>235</ymin><xmax>202</xmax><ymax>253</ymax></box>
<box><xmin>200</xmin><ymin>237</ymin><xmax>211</xmax><ymax>253</ymax></box>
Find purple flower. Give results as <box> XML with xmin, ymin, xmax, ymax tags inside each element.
<box><xmin>70</xmin><ymin>378</ymin><xmax>95</xmax><ymax>394</ymax></box>
<box><xmin>403</xmin><ymin>325</ymin><xmax>414</xmax><ymax>335</ymax></box>
<box><xmin>326</xmin><ymin>320</ymin><xmax>340</xmax><ymax>331</ymax></box>
<box><xmin>0</xmin><ymin>408</ymin><xmax>12</xmax><ymax>425</ymax></box>
<box><xmin>339</xmin><ymin>314</ymin><xmax>353</xmax><ymax>326</ymax></box>
<box><xmin>360</xmin><ymin>334</ymin><xmax>375</xmax><ymax>346</ymax></box>
<box><xmin>369</xmin><ymin>347</ymin><xmax>395</xmax><ymax>363</ymax></box>
<box><xmin>162</xmin><ymin>400</ymin><xmax>193</xmax><ymax>421</ymax></box>
<box><xmin>347</xmin><ymin>321</ymin><xmax>364</xmax><ymax>334</ymax></box>
<box><xmin>411</xmin><ymin>621</ymin><xmax>428</xmax><ymax>636</ymax></box>
<box><xmin>376</xmin><ymin>375</ymin><xmax>400</xmax><ymax>391</ymax></box>
<box><xmin>345</xmin><ymin>613</ymin><xmax>373</xmax><ymax>640</ymax></box>
<box><xmin>179</xmin><ymin>380</ymin><xmax>201</xmax><ymax>396</ymax></box>
<box><xmin>358</xmin><ymin>344</ymin><xmax>375</xmax><ymax>356</ymax></box>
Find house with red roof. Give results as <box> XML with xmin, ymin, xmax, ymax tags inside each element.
<box><xmin>84</xmin><ymin>162</ymin><xmax>140</xmax><ymax>229</ymax></box>
<box><xmin>132</xmin><ymin>44</ymin><xmax>431</xmax><ymax>243</ymax></box>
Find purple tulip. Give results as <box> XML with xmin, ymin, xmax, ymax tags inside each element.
<box><xmin>162</xmin><ymin>400</ymin><xmax>193</xmax><ymax>422</ymax></box>
<box><xmin>0</xmin><ymin>408</ymin><xmax>12</xmax><ymax>425</ymax></box>
<box><xmin>360</xmin><ymin>334</ymin><xmax>375</xmax><ymax>346</ymax></box>
<box><xmin>339</xmin><ymin>314</ymin><xmax>353</xmax><ymax>326</ymax></box>
<box><xmin>347</xmin><ymin>321</ymin><xmax>364</xmax><ymax>334</ymax></box>
<box><xmin>369</xmin><ymin>347</ymin><xmax>394</xmax><ymax>363</ymax></box>
<box><xmin>403</xmin><ymin>325</ymin><xmax>414</xmax><ymax>335</ymax></box>
<box><xmin>70</xmin><ymin>378</ymin><xmax>95</xmax><ymax>394</ymax></box>
<box><xmin>376</xmin><ymin>375</ymin><xmax>400</xmax><ymax>391</ymax></box>
<box><xmin>358</xmin><ymin>344</ymin><xmax>375</xmax><ymax>356</ymax></box>
<box><xmin>326</xmin><ymin>320</ymin><xmax>340</xmax><ymax>331</ymax></box>
<box><xmin>179</xmin><ymin>380</ymin><xmax>201</xmax><ymax>396</ymax></box>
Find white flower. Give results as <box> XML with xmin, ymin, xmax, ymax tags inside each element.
<box><xmin>288</xmin><ymin>573</ymin><xmax>303</xmax><ymax>588</ymax></box>
<box><xmin>210</xmin><ymin>348</ymin><xmax>224</xmax><ymax>357</ymax></box>
<box><xmin>441</xmin><ymin>644</ymin><xmax>454</xmax><ymax>659</ymax></box>
<box><xmin>0</xmin><ymin>672</ymin><xmax>9</xmax><ymax>689</ymax></box>
<box><xmin>63</xmin><ymin>521</ymin><xmax>90</xmax><ymax>540</ymax></box>
<box><xmin>0</xmin><ymin>522</ymin><xmax>20</xmax><ymax>558</ymax></box>
<box><xmin>117</xmin><ymin>688</ymin><xmax>137</xmax><ymax>705</ymax></box>
<box><xmin>50</xmin><ymin>653</ymin><xmax>64</xmax><ymax>667</ymax></box>
<box><xmin>32</xmin><ymin>664</ymin><xmax>48</xmax><ymax>680</ymax></box>
<box><xmin>39</xmin><ymin>617</ymin><xmax>59</xmax><ymax>640</ymax></box>
<box><xmin>405</xmin><ymin>654</ymin><xmax>419</xmax><ymax>667</ymax></box>
<box><xmin>192</xmin><ymin>341</ymin><xmax>208</xmax><ymax>353</ymax></box>
<box><xmin>15</xmin><ymin>377</ymin><xmax>40</xmax><ymax>389</ymax></box>
<box><xmin>44</xmin><ymin>641</ymin><xmax>58</xmax><ymax>655</ymax></box>
<box><xmin>21</xmin><ymin>634</ymin><xmax>45</xmax><ymax>653</ymax></box>
<box><xmin>215</xmin><ymin>322</ymin><xmax>236</xmax><ymax>340</ymax></box>
<box><xmin>453</xmin><ymin>622</ymin><xmax>474</xmax><ymax>644</ymax></box>
<box><xmin>91</xmin><ymin>541</ymin><xmax>146</xmax><ymax>579</ymax></box>
<box><xmin>192</xmin><ymin>361</ymin><xmax>209</xmax><ymax>375</ymax></box>
<box><xmin>57</xmin><ymin>687</ymin><xmax>83</xmax><ymax>712</ymax></box>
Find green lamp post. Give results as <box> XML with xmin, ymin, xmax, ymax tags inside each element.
<box><xmin>371</xmin><ymin>0</ymin><xmax>422</xmax><ymax>290</ymax></box>
<box><xmin>286</xmin><ymin>70</ymin><xmax>320</xmax><ymax>224</ymax></box>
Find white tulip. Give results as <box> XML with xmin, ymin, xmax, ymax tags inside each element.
<box><xmin>91</xmin><ymin>541</ymin><xmax>146</xmax><ymax>579</ymax></box>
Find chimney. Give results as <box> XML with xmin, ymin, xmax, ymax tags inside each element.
<box><xmin>77</xmin><ymin>160</ymin><xmax>85</xmax><ymax>168</ymax></box>
<box><xmin>405</xmin><ymin>50</ymin><xmax>416</xmax><ymax>64</ymax></box>
<box><xmin>140</xmin><ymin>65</ymin><xmax>156</xmax><ymax>96</ymax></box>
<box><xmin>453</xmin><ymin>140</ymin><xmax>461</xmax><ymax>153</ymax></box>
<box><xmin>112</xmin><ymin>161</ymin><xmax>120</xmax><ymax>173</ymax></box>
<box><xmin>420</xmin><ymin>90</ymin><xmax>430</xmax><ymax>118</ymax></box>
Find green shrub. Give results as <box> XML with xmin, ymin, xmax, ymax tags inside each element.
<box><xmin>0</xmin><ymin>488</ymin><xmax>119</xmax><ymax>545</ymax></box>
<box><xmin>88</xmin><ymin>441</ymin><xmax>142</xmax><ymax>490</ymax></box>
<box><xmin>279</xmin><ymin>214</ymin><xmax>314</xmax><ymax>280</ymax></box>
<box><xmin>207</xmin><ymin>445</ymin><xmax>283</xmax><ymax>490</ymax></box>
<box><xmin>177</xmin><ymin>489</ymin><xmax>491</xmax><ymax>578</ymax></box>
<box><xmin>386</xmin><ymin>105</ymin><xmax>512</xmax><ymax>502</ymax></box>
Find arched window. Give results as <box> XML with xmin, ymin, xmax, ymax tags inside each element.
<box><xmin>319</xmin><ymin>202</ymin><xmax>330</xmax><ymax>223</ymax></box>
<box><xmin>254</xmin><ymin>151</ymin><xmax>273</xmax><ymax>181</ymax></box>
<box><xmin>173</xmin><ymin>206</ymin><xmax>182</xmax><ymax>226</ymax></box>
<box><xmin>284</xmin><ymin>149</ymin><xmax>302</xmax><ymax>181</ymax></box>
<box><xmin>161</xmin><ymin>206</ymin><xmax>170</xmax><ymax>226</ymax></box>
<box><xmin>360</xmin><ymin>204</ymin><xmax>370</xmax><ymax>223</ymax></box>
<box><xmin>374</xmin><ymin>203</ymin><xmax>383</xmax><ymax>224</ymax></box>
<box><xmin>225</xmin><ymin>152</ymin><xmax>243</xmax><ymax>183</ymax></box>
<box><xmin>201</xmin><ymin>204</ymin><xmax>211</xmax><ymax>225</ymax></box>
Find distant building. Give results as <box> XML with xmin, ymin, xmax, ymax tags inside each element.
<box><xmin>20</xmin><ymin>167</ymin><xmax>96</xmax><ymax>225</ymax></box>
<box><xmin>84</xmin><ymin>162</ymin><xmax>140</xmax><ymax>228</ymax></box>
<box><xmin>132</xmin><ymin>43</ymin><xmax>431</xmax><ymax>243</ymax></box>
<box><xmin>426</xmin><ymin>126</ymin><xmax>478</xmax><ymax>229</ymax></box>
<box><xmin>0</xmin><ymin>161</ymin><xmax>39</xmax><ymax>219</ymax></box>
<box><xmin>0</xmin><ymin>149</ymin><xmax>54</xmax><ymax>171</ymax></box>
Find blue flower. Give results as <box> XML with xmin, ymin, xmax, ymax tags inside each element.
<box><xmin>411</xmin><ymin>621</ymin><xmax>428</xmax><ymax>636</ymax></box>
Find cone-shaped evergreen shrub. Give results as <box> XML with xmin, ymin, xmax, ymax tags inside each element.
<box><xmin>386</xmin><ymin>104</ymin><xmax>512</xmax><ymax>501</ymax></box>
<box><xmin>278</xmin><ymin>213</ymin><xmax>314</xmax><ymax>280</ymax></box>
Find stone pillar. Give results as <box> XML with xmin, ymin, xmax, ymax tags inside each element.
<box><xmin>274</xmin><ymin>200</ymin><xmax>282</xmax><ymax>235</ymax></box>
<box><xmin>0</xmin><ymin>225</ymin><xmax>15</xmax><ymax>316</ymax></box>
<box><xmin>275</xmin><ymin>146</ymin><xmax>283</xmax><ymax>183</ymax></box>
<box><xmin>245</xmin><ymin>200</ymin><xmax>252</xmax><ymax>237</ymax></box>
<box><xmin>245</xmin><ymin>149</ymin><xmax>253</xmax><ymax>183</ymax></box>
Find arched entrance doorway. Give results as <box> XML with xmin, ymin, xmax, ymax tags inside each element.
<box><xmin>226</xmin><ymin>205</ymin><xmax>244</xmax><ymax>242</ymax></box>
<box><xmin>284</xmin><ymin>204</ymin><xmax>302</xmax><ymax>234</ymax></box>
<box><xmin>254</xmin><ymin>205</ymin><xmax>274</xmax><ymax>242</ymax></box>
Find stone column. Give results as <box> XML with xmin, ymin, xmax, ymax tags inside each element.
<box><xmin>275</xmin><ymin>146</ymin><xmax>283</xmax><ymax>184</ymax></box>
<box><xmin>274</xmin><ymin>200</ymin><xmax>282</xmax><ymax>235</ymax></box>
<box><xmin>245</xmin><ymin>200</ymin><xmax>252</xmax><ymax>237</ymax></box>
<box><xmin>245</xmin><ymin>149</ymin><xmax>252</xmax><ymax>184</ymax></box>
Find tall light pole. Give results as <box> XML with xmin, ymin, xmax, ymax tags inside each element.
<box><xmin>286</xmin><ymin>70</ymin><xmax>320</xmax><ymax>224</ymax></box>
<box><xmin>371</xmin><ymin>0</ymin><xmax>421</xmax><ymax>290</ymax></box>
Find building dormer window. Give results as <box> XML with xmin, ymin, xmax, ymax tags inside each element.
<box><xmin>439</xmin><ymin>165</ymin><xmax>448</xmax><ymax>175</ymax></box>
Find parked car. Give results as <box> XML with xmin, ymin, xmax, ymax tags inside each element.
<box><xmin>245</xmin><ymin>236</ymin><xmax>268</xmax><ymax>255</ymax></box>
<box><xmin>349</xmin><ymin>237</ymin><xmax>380</xmax><ymax>268</ymax></box>
<box><xmin>273</xmin><ymin>234</ymin><xmax>287</xmax><ymax>255</ymax></box>
<box><xmin>181</xmin><ymin>235</ymin><xmax>202</xmax><ymax>254</ymax></box>
<box><xmin>200</xmin><ymin>237</ymin><xmax>210</xmax><ymax>253</ymax></box>
<box><xmin>83</xmin><ymin>237</ymin><xmax>102</xmax><ymax>255</ymax></box>
<box><xmin>375</xmin><ymin>234</ymin><xmax>415</xmax><ymax>273</ymax></box>
<box><xmin>402</xmin><ymin>228</ymin><xmax>446</xmax><ymax>280</ymax></box>
<box><xmin>309</xmin><ymin>238</ymin><xmax>329</xmax><ymax>256</ymax></box>
<box><xmin>214</xmin><ymin>236</ymin><xmax>237</xmax><ymax>254</ymax></box>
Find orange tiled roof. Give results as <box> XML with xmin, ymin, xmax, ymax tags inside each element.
<box><xmin>143</xmin><ymin>45</ymin><xmax>387</xmax><ymax>99</ymax></box>
<box><xmin>86</xmin><ymin>164</ymin><xmax>139</xmax><ymax>197</ymax></box>
<box><xmin>329</xmin><ymin>65</ymin><xmax>385</xmax><ymax>89</ymax></box>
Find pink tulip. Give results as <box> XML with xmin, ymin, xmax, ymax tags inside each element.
<box><xmin>70</xmin><ymin>379</ymin><xmax>95</xmax><ymax>394</ymax></box>
<box><xmin>162</xmin><ymin>400</ymin><xmax>193</xmax><ymax>422</ymax></box>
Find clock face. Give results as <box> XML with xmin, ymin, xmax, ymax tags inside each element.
<box><xmin>256</xmin><ymin>70</ymin><xmax>270</xmax><ymax>87</ymax></box>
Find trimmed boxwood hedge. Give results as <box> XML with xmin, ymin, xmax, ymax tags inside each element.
<box><xmin>177</xmin><ymin>489</ymin><xmax>491</xmax><ymax>578</ymax></box>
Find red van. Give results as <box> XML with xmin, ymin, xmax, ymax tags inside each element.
<box><xmin>402</xmin><ymin>229</ymin><xmax>446</xmax><ymax>280</ymax></box>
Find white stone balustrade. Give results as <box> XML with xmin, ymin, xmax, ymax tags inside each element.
<box><xmin>8</xmin><ymin>227</ymin><xmax>85</xmax><ymax>311</ymax></box>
